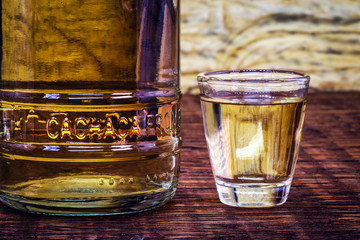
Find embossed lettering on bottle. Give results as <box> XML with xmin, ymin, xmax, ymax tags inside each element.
<box><xmin>0</xmin><ymin>104</ymin><xmax>180</xmax><ymax>144</ymax></box>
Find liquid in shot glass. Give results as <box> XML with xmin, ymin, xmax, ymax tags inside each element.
<box><xmin>197</xmin><ymin>70</ymin><xmax>310</xmax><ymax>207</ymax></box>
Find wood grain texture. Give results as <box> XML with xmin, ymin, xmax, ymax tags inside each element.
<box><xmin>2</xmin><ymin>0</ymin><xmax>179</xmax><ymax>90</ymax></box>
<box><xmin>180</xmin><ymin>0</ymin><xmax>360</xmax><ymax>93</ymax></box>
<box><xmin>0</xmin><ymin>92</ymin><xmax>359</xmax><ymax>239</ymax></box>
<box><xmin>2</xmin><ymin>0</ymin><xmax>138</xmax><ymax>83</ymax></box>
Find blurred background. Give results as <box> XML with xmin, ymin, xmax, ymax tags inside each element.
<box><xmin>180</xmin><ymin>0</ymin><xmax>360</xmax><ymax>94</ymax></box>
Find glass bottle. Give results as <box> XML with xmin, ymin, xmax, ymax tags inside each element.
<box><xmin>0</xmin><ymin>0</ymin><xmax>180</xmax><ymax>215</ymax></box>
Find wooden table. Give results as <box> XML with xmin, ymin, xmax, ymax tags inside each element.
<box><xmin>0</xmin><ymin>92</ymin><xmax>359</xmax><ymax>239</ymax></box>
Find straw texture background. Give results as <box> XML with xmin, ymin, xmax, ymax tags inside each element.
<box><xmin>180</xmin><ymin>0</ymin><xmax>360</xmax><ymax>93</ymax></box>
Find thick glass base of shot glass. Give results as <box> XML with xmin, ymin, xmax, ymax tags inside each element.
<box><xmin>215</xmin><ymin>178</ymin><xmax>292</xmax><ymax>208</ymax></box>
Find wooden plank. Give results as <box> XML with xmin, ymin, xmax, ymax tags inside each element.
<box><xmin>0</xmin><ymin>92</ymin><xmax>359</xmax><ymax>239</ymax></box>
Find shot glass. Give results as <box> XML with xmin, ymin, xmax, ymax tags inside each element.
<box><xmin>197</xmin><ymin>70</ymin><xmax>310</xmax><ymax>207</ymax></box>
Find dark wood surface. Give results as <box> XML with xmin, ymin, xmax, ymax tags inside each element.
<box><xmin>0</xmin><ymin>92</ymin><xmax>359</xmax><ymax>239</ymax></box>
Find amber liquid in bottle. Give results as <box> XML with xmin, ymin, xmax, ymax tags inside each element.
<box><xmin>0</xmin><ymin>0</ymin><xmax>180</xmax><ymax>215</ymax></box>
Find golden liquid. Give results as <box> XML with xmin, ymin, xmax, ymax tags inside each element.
<box><xmin>0</xmin><ymin>100</ymin><xmax>180</xmax><ymax>198</ymax></box>
<box><xmin>201</xmin><ymin>99</ymin><xmax>306</xmax><ymax>185</ymax></box>
<box><xmin>1</xmin><ymin>0</ymin><xmax>178</xmax><ymax>90</ymax></box>
<box><xmin>0</xmin><ymin>98</ymin><xmax>181</xmax><ymax>215</ymax></box>
<box><xmin>0</xmin><ymin>0</ymin><xmax>180</xmax><ymax>214</ymax></box>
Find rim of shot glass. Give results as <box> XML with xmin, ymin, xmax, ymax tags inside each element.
<box><xmin>197</xmin><ymin>69</ymin><xmax>310</xmax><ymax>84</ymax></box>
<box><xmin>197</xmin><ymin>69</ymin><xmax>310</xmax><ymax>104</ymax></box>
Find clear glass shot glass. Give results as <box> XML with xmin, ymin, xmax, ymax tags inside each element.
<box><xmin>197</xmin><ymin>70</ymin><xmax>310</xmax><ymax>207</ymax></box>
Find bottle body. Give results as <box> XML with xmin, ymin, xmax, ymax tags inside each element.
<box><xmin>0</xmin><ymin>0</ymin><xmax>180</xmax><ymax>215</ymax></box>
